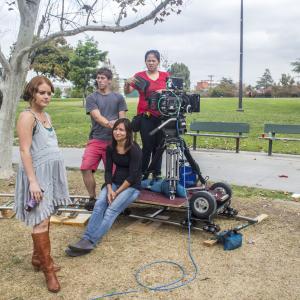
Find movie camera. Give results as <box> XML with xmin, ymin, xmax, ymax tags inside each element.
<box><xmin>147</xmin><ymin>77</ymin><xmax>200</xmax><ymax>119</ymax></box>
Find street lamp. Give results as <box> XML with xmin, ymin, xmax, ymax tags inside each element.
<box><xmin>237</xmin><ymin>0</ymin><xmax>244</xmax><ymax>112</ymax></box>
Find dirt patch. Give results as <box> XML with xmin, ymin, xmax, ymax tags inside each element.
<box><xmin>0</xmin><ymin>170</ymin><xmax>299</xmax><ymax>300</ymax></box>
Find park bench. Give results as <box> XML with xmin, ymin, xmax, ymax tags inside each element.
<box><xmin>260</xmin><ymin>123</ymin><xmax>300</xmax><ymax>156</ymax></box>
<box><xmin>185</xmin><ymin>121</ymin><xmax>250</xmax><ymax>153</ymax></box>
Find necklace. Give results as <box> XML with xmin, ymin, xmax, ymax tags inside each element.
<box><xmin>31</xmin><ymin>110</ymin><xmax>47</xmax><ymax>124</ymax></box>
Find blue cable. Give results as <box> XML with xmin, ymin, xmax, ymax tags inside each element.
<box><xmin>90</xmin><ymin>125</ymin><xmax>198</xmax><ymax>300</ymax></box>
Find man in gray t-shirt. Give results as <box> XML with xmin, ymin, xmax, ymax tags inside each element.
<box><xmin>86</xmin><ymin>91</ymin><xmax>127</xmax><ymax>140</ymax></box>
<box><xmin>80</xmin><ymin>68</ymin><xmax>127</xmax><ymax>210</ymax></box>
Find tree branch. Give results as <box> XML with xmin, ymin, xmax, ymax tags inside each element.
<box><xmin>86</xmin><ymin>0</ymin><xmax>98</xmax><ymax>26</ymax></box>
<box><xmin>17</xmin><ymin>0</ymin><xmax>173</xmax><ymax>59</ymax></box>
<box><xmin>0</xmin><ymin>47</ymin><xmax>11</xmax><ymax>74</ymax></box>
<box><xmin>37</xmin><ymin>0</ymin><xmax>51</xmax><ymax>38</ymax></box>
<box><xmin>60</xmin><ymin>0</ymin><xmax>65</xmax><ymax>31</ymax></box>
<box><xmin>116</xmin><ymin>5</ymin><xmax>126</xmax><ymax>26</ymax></box>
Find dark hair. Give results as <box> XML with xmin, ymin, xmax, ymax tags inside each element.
<box><xmin>22</xmin><ymin>76</ymin><xmax>54</xmax><ymax>103</ymax></box>
<box><xmin>96</xmin><ymin>67</ymin><xmax>113</xmax><ymax>80</ymax></box>
<box><xmin>111</xmin><ymin>118</ymin><xmax>133</xmax><ymax>151</ymax></box>
<box><xmin>145</xmin><ymin>50</ymin><xmax>160</xmax><ymax>62</ymax></box>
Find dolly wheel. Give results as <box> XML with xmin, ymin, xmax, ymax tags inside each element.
<box><xmin>210</xmin><ymin>182</ymin><xmax>232</xmax><ymax>206</ymax></box>
<box><xmin>189</xmin><ymin>191</ymin><xmax>217</xmax><ymax>219</ymax></box>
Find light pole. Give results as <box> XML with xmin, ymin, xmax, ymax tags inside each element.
<box><xmin>237</xmin><ymin>0</ymin><xmax>244</xmax><ymax>112</ymax></box>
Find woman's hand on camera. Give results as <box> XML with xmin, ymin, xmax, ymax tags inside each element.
<box><xmin>156</xmin><ymin>89</ymin><xmax>166</xmax><ymax>93</ymax></box>
<box><xmin>29</xmin><ymin>181</ymin><xmax>43</xmax><ymax>202</ymax></box>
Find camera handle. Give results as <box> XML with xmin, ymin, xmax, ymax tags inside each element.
<box><xmin>149</xmin><ymin>118</ymin><xmax>177</xmax><ymax>136</ymax></box>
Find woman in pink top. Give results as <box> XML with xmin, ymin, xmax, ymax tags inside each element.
<box><xmin>124</xmin><ymin>50</ymin><xmax>169</xmax><ymax>180</ymax></box>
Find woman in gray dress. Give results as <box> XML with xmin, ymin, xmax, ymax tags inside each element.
<box><xmin>14</xmin><ymin>76</ymin><xmax>70</xmax><ymax>293</ymax></box>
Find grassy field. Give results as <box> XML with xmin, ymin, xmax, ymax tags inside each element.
<box><xmin>16</xmin><ymin>97</ymin><xmax>300</xmax><ymax>154</ymax></box>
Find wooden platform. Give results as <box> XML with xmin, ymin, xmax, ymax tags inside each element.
<box><xmin>126</xmin><ymin>215</ymin><xmax>170</xmax><ymax>234</ymax></box>
<box><xmin>50</xmin><ymin>213</ymin><xmax>90</xmax><ymax>227</ymax></box>
<box><xmin>0</xmin><ymin>209</ymin><xmax>15</xmax><ymax>219</ymax></box>
<box><xmin>136</xmin><ymin>189</ymin><xmax>187</xmax><ymax>208</ymax></box>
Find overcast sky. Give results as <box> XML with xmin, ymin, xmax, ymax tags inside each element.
<box><xmin>1</xmin><ymin>0</ymin><xmax>300</xmax><ymax>87</ymax></box>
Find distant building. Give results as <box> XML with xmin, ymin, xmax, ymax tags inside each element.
<box><xmin>195</xmin><ymin>80</ymin><xmax>210</xmax><ymax>91</ymax></box>
<box><xmin>194</xmin><ymin>80</ymin><xmax>218</xmax><ymax>91</ymax></box>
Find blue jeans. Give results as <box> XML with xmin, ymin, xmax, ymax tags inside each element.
<box><xmin>83</xmin><ymin>183</ymin><xmax>140</xmax><ymax>245</ymax></box>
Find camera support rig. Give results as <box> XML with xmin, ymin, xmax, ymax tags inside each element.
<box><xmin>143</xmin><ymin>112</ymin><xmax>238</xmax><ymax>227</ymax></box>
<box><xmin>146</xmin><ymin>117</ymin><xmax>207</xmax><ymax>200</ymax></box>
<box><xmin>141</xmin><ymin>77</ymin><xmax>237</xmax><ymax>225</ymax></box>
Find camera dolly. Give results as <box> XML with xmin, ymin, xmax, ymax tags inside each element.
<box><xmin>133</xmin><ymin>116</ymin><xmax>239</xmax><ymax>234</ymax></box>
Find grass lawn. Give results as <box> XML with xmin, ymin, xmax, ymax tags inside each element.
<box><xmin>16</xmin><ymin>97</ymin><xmax>300</xmax><ymax>154</ymax></box>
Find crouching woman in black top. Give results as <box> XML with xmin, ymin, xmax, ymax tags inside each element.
<box><xmin>66</xmin><ymin>118</ymin><xmax>142</xmax><ymax>256</ymax></box>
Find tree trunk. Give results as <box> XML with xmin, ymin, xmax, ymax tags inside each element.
<box><xmin>0</xmin><ymin>74</ymin><xmax>25</xmax><ymax>178</ymax></box>
<box><xmin>0</xmin><ymin>0</ymin><xmax>40</xmax><ymax>179</ymax></box>
<box><xmin>82</xmin><ymin>87</ymin><xmax>87</xmax><ymax>108</ymax></box>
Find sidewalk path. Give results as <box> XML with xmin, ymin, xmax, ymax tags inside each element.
<box><xmin>12</xmin><ymin>147</ymin><xmax>300</xmax><ymax>193</ymax></box>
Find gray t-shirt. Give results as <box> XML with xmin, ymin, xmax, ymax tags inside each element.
<box><xmin>86</xmin><ymin>91</ymin><xmax>127</xmax><ymax>140</ymax></box>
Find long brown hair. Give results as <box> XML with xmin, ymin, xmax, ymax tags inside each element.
<box><xmin>111</xmin><ymin>118</ymin><xmax>133</xmax><ymax>152</ymax></box>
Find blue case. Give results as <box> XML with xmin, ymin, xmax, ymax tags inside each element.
<box><xmin>217</xmin><ymin>230</ymin><xmax>243</xmax><ymax>251</ymax></box>
<box><xmin>179</xmin><ymin>165</ymin><xmax>197</xmax><ymax>187</ymax></box>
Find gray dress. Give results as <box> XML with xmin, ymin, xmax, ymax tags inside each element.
<box><xmin>14</xmin><ymin>111</ymin><xmax>71</xmax><ymax>226</ymax></box>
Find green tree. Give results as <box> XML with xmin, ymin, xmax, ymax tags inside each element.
<box><xmin>210</xmin><ymin>77</ymin><xmax>237</xmax><ymax>97</ymax></box>
<box><xmin>53</xmin><ymin>87</ymin><xmax>62</xmax><ymax>98</ymax></box>
<box><xmin>68</xmin><ymin>38</ymin><xmax>107</xmax><ymax>100</ymax></box>
<box><xmin>279</xmin><ymin>73</ymin><xmax>295</xmax><ymax>87</ymax></box>
<box><xmin>30</xmin><ymin>37</ymin><xmax>72</xmax><ymax>80</ymax></box>
<box><xmin>291</xmin><ymin>59</ymin><xmax>300</xmax><ymax>73</ymax></box>
<box><xmin>169</xmin><ymin>62</ymin><xmax>191</xmax><ymax>90</ymax></box>
<box><xmin>256</xmin><ymin>68</ymin><xmax>274</xmax><ymax>90</ymax></box>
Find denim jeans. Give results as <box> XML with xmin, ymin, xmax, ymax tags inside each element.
<box><xmin>83</xmin><ymin>183</ymin><xmax>140</xmax><ymax>245</ymax></box>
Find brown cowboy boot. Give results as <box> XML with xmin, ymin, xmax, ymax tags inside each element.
<box><xmin>31</xmin><ymin>231</ymin><xmax>60</xmax><ymax>293</ymax></box>
<box><xmin>32</xmin><ymin>246</ymin><xmax>61</xmax><ymax>272</ymax></box>
<box><xmin>32</xmin><ymin>223</ymin><xmax>61</xmax><ymax>272</ymax></box>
